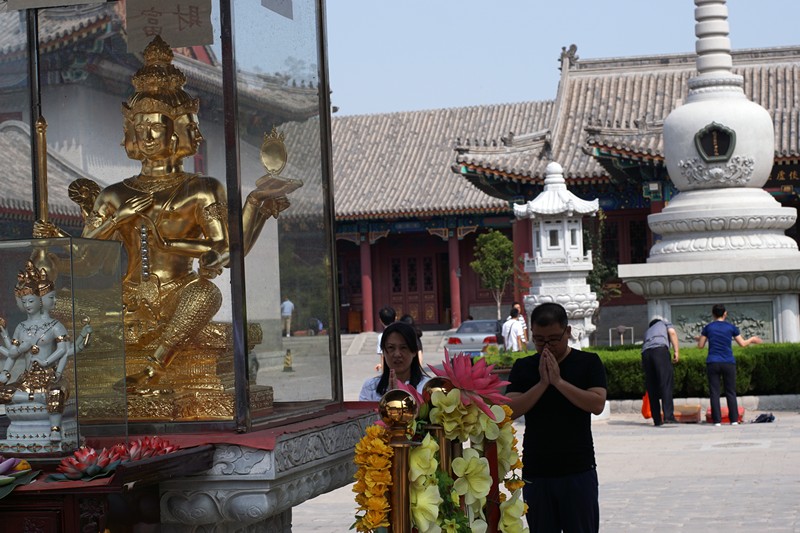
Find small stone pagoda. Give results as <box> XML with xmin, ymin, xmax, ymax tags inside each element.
<box><xmin>514</xmin><ymin>161</ymin><xmax>599</xmax><ymax>347</ymax></box>
<box><xmin>620</xmin><ymin>0</ymin><xmax>800</xmax><ymax>342</ymax></box>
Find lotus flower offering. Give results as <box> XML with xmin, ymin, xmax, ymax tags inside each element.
<box><xmin>49</xmin><ymin>436</ymin><xmax>180</xmax><ymax>482</ymax></box>
<box><xmin>0</xmin><ymin>455</ymin><xmax>37</xmax><ymax>500</ymax></box>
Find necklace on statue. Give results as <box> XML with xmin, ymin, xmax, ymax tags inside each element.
<box><xmin>124</xmin><ymin>172</ymin><xmax>189</xmax><ymax>194</ymax></box>
<box><xmin>22</xmin><ymin>319</ymin><xmax>57</xmax><ymax>338</ymax></box>
<box><xmin>25</xmin><ymin>320</ymin><xmax>57</xmax><ymax>355</ymax></box>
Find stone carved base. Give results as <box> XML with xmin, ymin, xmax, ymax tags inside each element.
<box><xmin>159</xmin><ymin>410</ymin><xmax>377</xmax><ymax>531</ymax></box>
<box><xmin>0</xmin><ymin>399</ymin><xmax>78</xmax><ymax>454</ymax></box>
<box><xmin>620</xmin><ymin>260</ymin><xmax>800</xmax><ymax>342</ymax></box>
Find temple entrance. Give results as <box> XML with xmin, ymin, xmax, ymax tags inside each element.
<box><xmin>388</xmin><ymin>253</ymin><xmax>439</xmax><ymax>325</ymax></box>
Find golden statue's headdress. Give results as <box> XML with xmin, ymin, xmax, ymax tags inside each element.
<box><xmin>122</xmin><ymin>35</ymin><xmax>199</xmax><ymax>119</ymax></box>
<box><xmin>15</xmin><ymin>260</ymin><xmax>54</xmax><ymax>298</ymax></box>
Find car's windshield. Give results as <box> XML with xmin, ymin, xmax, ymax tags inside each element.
<box><xmin>457</xmin><ymin>321</ymin><xmax>496</xmax><ymax>334</ymax></box>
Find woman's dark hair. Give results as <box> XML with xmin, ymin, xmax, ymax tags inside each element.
<box><xmin>376</xmin><ymin>321</ymin><xmax>425</xmax><ymax>396</ymax></box>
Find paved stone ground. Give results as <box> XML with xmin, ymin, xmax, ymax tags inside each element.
<box><xmin>290</xmin><ymin>332</ymin><xmax>800</xmax><ymax>532</ymax></box>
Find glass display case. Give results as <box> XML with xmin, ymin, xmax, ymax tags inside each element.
<box><xmin>0</xmin><ymin>0</ymin><xmax>339</xmax><ymax>432</ymax></box>
<box><xmin>0</xmin><ymin>237</ymin><xmax>126</xmax><ymax>454</ymax></box>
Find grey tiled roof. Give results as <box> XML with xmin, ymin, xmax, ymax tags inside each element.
<box><xmin>331</xmin><ymin>101</ymin><xmax>554</xmax><ymax>220</ymax></box>
<box><xmin>0</xmin><ymin>5</ymin><xmax>319</xmax><ymax>121</ymax></box>
<box><xmin>457</xmin><ymin>46</ymin><xmax>800</xmax><ymax>181</ymax></box>
<box><xmin>0</xmin><ymin>120</ymin><xmax>90</xmax><ymax>218</ymax></box>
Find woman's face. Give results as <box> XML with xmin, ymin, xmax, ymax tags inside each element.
<box><xmin>382</xmin><ymin>332</ymin><xmax>415</xmax><ymax>373</ymax></box>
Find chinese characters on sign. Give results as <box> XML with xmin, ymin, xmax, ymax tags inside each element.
<box><xmin>126</xmin><ymin>0</ymin><xmax>212</xmax><ymax>52</ymax></box>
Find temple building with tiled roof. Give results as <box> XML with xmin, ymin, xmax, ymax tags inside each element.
<box><xmin>334</xmin><ymin>43</ymin><xmax>800</xmax><ymax>335</ymax></box>
<box><xmin>330</xmin><ymin>102</ymin><xmax>555</xmax><ymax>330</ymax></box>
<box><xmin>451</xmin><ymin>44</ymin><xmax>800</xmax><ymax>335</ymax></box>
<box><xmin>4</xmin><ymin>4</ymin><xmax>800</xmax><ymax>338</ymax></box>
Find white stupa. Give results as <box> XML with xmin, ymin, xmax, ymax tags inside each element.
<box><xmin>514</xmin><ymin>161</ymin><xmax>600</xmax><ymax>347</ymax></box>
<box><xmin>620</xmin><ymin>0</ymin><xmax>800</xmax><ymax>342</ymax></box>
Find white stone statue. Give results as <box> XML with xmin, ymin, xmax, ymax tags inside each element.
<box><xmin>0</xmin><ymin>261</ymin><xmax>91</xmax><ymax>446</ymax></box>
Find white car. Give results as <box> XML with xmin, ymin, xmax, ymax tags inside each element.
<box><xmin>445</xmin><ymin>320</ymin><xmax>503</xmax><ymax>358</ymax></box>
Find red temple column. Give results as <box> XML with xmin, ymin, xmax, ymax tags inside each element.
<box><xmin>360</xmin><ymin>238</ymin><xmax>374</xmax><ymax>332</ymax></box>
<box><xmin>448</xmin><ymin>234</ymin><xmax>462</xmax><ymax>328</ymax></box>
<box><xmin>512</xmin><ymin>219</ymin><xmax>531</xmax><ymax>304</ymax></box>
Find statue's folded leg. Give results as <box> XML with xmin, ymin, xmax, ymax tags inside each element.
<box><xmin>125</xmin><ymin>278</ymin><xmax>223</xmax><ymax>392</ymax></box>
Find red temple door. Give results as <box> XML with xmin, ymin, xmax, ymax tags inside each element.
<box><xmin>389</xmin><ymin>254</ymin><xmax>439</xmax><ymax>325</ymax></box>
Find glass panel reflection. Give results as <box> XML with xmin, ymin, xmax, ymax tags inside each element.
<box><xmin>233</xmin><ymin>0</ymin><xmax>335</xmax><ymax>411</ymax></box>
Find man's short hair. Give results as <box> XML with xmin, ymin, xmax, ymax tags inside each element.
<box><xmin>509</xmin><ymin>307</ymin><xmax>520</xmax><ymax>319</ymax></box>
<box><xmin>530</xmin><ymin>302</ymin><xmax>568</xmax><ymax>328</ymax></box>
<box><xmin>712</xmin><ymin>304</ymin><xmax>726</xmax><ymax>318</ymax></box>
<box><xmin>378</xmin><ymin>306</ymin><xmax>397</xmax><ymax>326</ymax></box>
<box><xmin>648</xmin><ymin>315</ymin><xmax>664</xmax><ymax>328</ymax></box>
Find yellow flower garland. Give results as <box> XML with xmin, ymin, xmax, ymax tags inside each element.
<box><xmin>353</xmin><ymin>425</ymin><xmax>393</xmax><ymax>532</ymax></box>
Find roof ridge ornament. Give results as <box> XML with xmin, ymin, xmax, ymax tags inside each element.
<box><xmin>559</xmin><ymin>44</ymin><xmax>578</xmax><ymax>70</ymax></box>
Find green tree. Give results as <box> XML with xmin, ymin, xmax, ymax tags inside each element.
<box><xmin>583</xmin><ymin>209</ymin><xmax>618</xmax><ymax>302</ymax></box>
<box><xmin>470</xmin><ymin>230</ymin><xmax>514</xmax><ymax>319</ymax></box>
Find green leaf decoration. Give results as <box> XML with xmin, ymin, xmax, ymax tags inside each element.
<box><xmin>0</xmin><ymin>470</ymin><xmax>41</xmax><ymax>500</ymax></box>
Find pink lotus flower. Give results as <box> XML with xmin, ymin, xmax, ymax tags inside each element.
<box><xmin>429</xmin><ymin>353</ymin><xmax>510</xmax><ymax>419</ymax></box>
<box><xmin>56</xmin><ymin>446</ymin><xmax>125</xmax><ymax>480</ymax></box>
<box><xmin>127</xmin><ymin>436</ymin><xmax>180</xmax><ymax>461</ymax></box>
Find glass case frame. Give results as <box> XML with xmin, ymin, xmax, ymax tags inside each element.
<box><xmin>3</xmin><ymin>0</ymin><xmax>342</xmax><ymax>434</ymax></box>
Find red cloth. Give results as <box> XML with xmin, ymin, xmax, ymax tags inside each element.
<box><xmin>86</xmin><ymin>403</ymin><xmax>375</xmax><ymax>451</ymax></box>
<box><xmin>705</xmin><ymin>406</ymin><xmax>745</xmax><ymax>423</ymax></box>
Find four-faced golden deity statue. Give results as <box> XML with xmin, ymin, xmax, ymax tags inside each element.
<box><xmin>36</xmin><ymin>36</ymin><xmax>301</xmax><ymax>411</ymax></box>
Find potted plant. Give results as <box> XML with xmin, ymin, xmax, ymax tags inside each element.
<box><xmin>478</xmin><ymin>345</ymin><xmax>533</xmax><ymax>382</ymax></box>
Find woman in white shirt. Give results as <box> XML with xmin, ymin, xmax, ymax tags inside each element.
<box><xmin>359</xmin><ymin>321</ymin><xmax>430</xmax><ymax>401</ymax></box>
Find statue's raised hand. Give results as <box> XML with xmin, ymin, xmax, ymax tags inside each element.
<box><xmin>33</xmin><ymin>220</ymin><xmax>66</xmax><ymax>238</ymax></box>
<box><xmin>199</xmin><ymin>250</ymin><xmax>224</xmax><ymax>279</ymax></box>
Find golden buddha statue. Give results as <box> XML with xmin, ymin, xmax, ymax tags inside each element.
<box><xmin>36</xmin><ymin>36</ymin><xmax>300</xmax><ymax>413</ymax></box>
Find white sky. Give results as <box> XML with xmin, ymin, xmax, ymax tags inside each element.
<box><xmin>326</xmin><ymin>0</ymin><xmax>800</xmax><ymax>116</ymax></box>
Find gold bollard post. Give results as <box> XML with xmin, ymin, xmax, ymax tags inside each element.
<box><xmin>282</xmin><ymin>349</ymin><xmax>293</xmax><ymax>372</ymax></box>
<box><xmin>379</xmin><ymin>390</ymin><xmax>418</xmax><ymax>533</ymax></box>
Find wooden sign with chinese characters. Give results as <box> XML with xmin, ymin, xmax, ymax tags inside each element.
<box><xmin>126</xmin><ymin>0</ymin><xmax>212</xmax><ymax>52</ymax></box>
<box><xmin>7</xmin><ymin>0</ymin><xmax>103</xmax><ymax>8</ymax></box>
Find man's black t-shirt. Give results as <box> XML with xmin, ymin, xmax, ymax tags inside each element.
<box><xmin>506</xmin><ymin>348</ymin><xmax>607</xmax><ymax>479</ymax></box>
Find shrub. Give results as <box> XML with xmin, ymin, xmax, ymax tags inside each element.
<box><xmin>481</xmin><ymin>343</ymin><xmax>800</xmax><ymax>399</ymax></box>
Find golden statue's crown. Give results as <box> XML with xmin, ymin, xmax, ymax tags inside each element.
<box><xmin>15</xmin><ymin>260</ymin><xmax>54</xmax><ymax>298</ymax></box>
<box><xmin>123</xmin><ymin>35</ymin><xmax>199</xmax><ymax>118</ymax></box>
